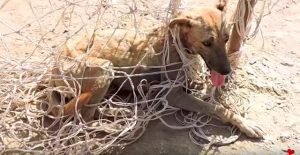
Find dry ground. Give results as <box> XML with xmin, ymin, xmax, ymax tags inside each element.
<box><xmin>0</xmin><ymin>0</ymin><xmax>299</xmax><ymax>154</ymax></box>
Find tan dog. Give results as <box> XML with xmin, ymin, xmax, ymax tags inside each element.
<box><xmin>48</xmin><ymin>3</ymin><xmax>264</xmax><ymax>138</ymax></box>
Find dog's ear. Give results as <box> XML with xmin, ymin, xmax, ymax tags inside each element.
<box><xmin>216</xmin><ymin>0</ymin><xmax>227</xmax><ymax>12</ymax></box>
<box><xmin>169</xmin><ymin>18</ymin><xmax>192</xmax><ymax>28</ymax></box>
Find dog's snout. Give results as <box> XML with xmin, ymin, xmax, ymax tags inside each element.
<box><xmin>219</xmin><ymin>66</ymin><xmax>231</xmax><ymax>75</ymax></box>
<box><xmin>212</xmin><ymin>48</ymin><xmax>232</xmax><ymax>75</ymax></box>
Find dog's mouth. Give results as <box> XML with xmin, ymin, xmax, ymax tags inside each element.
<box><xmin>210</xmin><ymin>70</ymin><xmax>225</xmax><ymax>87</ymax></box>
<box><xmin>205</xmin><ymin>64</ymin><xmax>226</xmax><ymax>87</ymax></box>
<box><xmin>197</xmin><ymin>54</ymin><xmax>229</xmax><ymax>87</ymax></box>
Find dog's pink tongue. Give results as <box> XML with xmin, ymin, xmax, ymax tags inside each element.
<box><xmin>210</xmin><ymin>70</ymin><xmax>225</xmax><ymax>87</ymax></box>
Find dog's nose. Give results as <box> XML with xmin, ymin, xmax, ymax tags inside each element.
<box><xmin>219</xmin><ymin>66</ymin><xmax>231</xmax><ymax>75</ymax></box>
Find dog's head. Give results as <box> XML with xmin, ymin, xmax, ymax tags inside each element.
<box><xmin>169</xmin><ymin>6</ymin><xmax>231</xmax><ymax>75</ymax></box>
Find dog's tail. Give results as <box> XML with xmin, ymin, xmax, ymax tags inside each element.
<box><xmin>51</xmin><ymin>92</ymin><xmax>92</xmax><ymax>117</ymax></box>
<box><xmin>216</xmin><ymin>0</ymin><xmax>228</xmax><ymax>12</ymax></box>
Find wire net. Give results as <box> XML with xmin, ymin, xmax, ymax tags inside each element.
<box><xmin>0</xmin><ymin>0</ymin><xmax>268</xmax><ymax>154</ymax></box>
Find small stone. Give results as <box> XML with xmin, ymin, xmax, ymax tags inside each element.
<box><xmin>280</xmin><ymin>62</ymin><xmax>294</xmax><ymax>67</ymax></box>
<box><xmin>279</xmin><ymin>132</ymin><xmax>291</xmax><ymax>142</ymax></box>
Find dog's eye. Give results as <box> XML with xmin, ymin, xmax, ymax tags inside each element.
<box><xmin>202</xmin><ymin>40</ymin><xmax>212</xmax><ymax>47</ymax></box>
<box><xmin>224</xmin><ymin>34</ymin><xmax>229</xmax><ymax>43</ymax></box>
<box><xmin>202</xmin><ymin>37</ymin><xmax>213</xmax><ymax>47</ymax></box>
<box><xmin>225</xmin><ymin>38</ymin><xmax>229</xmax><ymax>43</ymax></box>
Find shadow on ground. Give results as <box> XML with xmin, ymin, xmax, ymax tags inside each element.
<box><xmin>118</xmin><ymin>115</ymin><xmax>263</xmax><ymax>155</ymax></box>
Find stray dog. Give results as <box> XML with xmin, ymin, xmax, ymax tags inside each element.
<box><xmin>48</xmin><ymin>2</ymin><xmax>264</xmax><ymax>138</ymax></box>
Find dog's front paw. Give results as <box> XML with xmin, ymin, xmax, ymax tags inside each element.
<box><xmin>238</xmin><ymin>118</ymin><xmax>265</xmax><ymax>138</ymax></box>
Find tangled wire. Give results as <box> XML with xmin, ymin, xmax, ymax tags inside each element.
<box><xmin>0</xmin><ymin>0</ymin><xmax>268</xmax><ymax>154</ymax></box>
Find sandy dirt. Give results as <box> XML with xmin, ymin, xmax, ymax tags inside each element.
<box><xmin>0</xmin><ymin>0</ymin><xmax>299</xmax><ymax>154</ymax></box>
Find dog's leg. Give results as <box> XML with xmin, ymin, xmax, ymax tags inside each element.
<box><xmin>80</xmin><ymin>57</ymin><xmax>113</xmax><ymax>121</ymax></box>
<box><xmin>49</xmin><ymin>33</ymin><xmax>114</xmax><ymax>120</ymax></box>
<box><xmin>50</xmin><ymin>56</ymin><xmax>113</xmax><ymax>121</ymax></box>
<box><xmin>51</xmin><ymin>92</ymin><xmax>92</xmax><ymax>116</ymax></box>
<box><xmin>228</xmin><ymin>0</ymin><xmax>256</xmax><ymax>67</ymax></box>
<box><xmin>166</xmin><ymin>87</ymin><xmax>264</xmax><ymax>138</ymax></box>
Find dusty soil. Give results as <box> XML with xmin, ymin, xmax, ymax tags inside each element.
<box><xmin>0</xmin><ymin>0</ymin><xmax>299</xmax><ymax>154</ymax></box>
